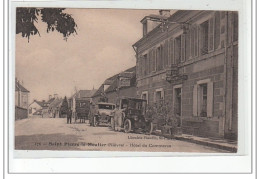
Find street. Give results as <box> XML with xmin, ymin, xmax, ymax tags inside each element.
<box><xmin>15</xmin><ymin>117</ymin><xmax>228</xmax><ymax>152</ymax></box>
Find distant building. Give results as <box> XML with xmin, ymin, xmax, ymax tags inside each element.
<box><xmin>68</xmin><ymin>89</ymin><xmax>97</xmax><ymax>118</ymax></box>
<box><xmin>92</xmin><ymin>66</ymin><xmax>137</xmax><ymax>105</ymax></box>
<box><xmin>48</xmin><ymin>95</ymin><xmax>63</xmax><ymax>118</ymax></box>
<box><xmin>15</xmin><ymin>78</ymin><xmax>30</xmax><ymax>120</ymax></box>
<box><xmin>133</xmin><ymin>10</ymin><xmax>238</xmax><ymax>140</ymax></box>
<box><xmin>29</xmin><ymin>100</ymin><xmax>49</xmax><ymax>116</ymax></box>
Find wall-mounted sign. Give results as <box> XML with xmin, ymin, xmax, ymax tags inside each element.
<box><xmin>119</xmin><ymin>78</ymin><xmax>131</xmax><ymax>88</ymax></box>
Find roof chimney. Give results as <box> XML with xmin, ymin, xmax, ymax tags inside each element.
<box><xmin>49</xmin><ymin>95</ymin><xmax>52</xmax><ymax>100</ymax></box>
<box><xmin>159</xmin><ymin>10</ymin><xmax>171</xmax><ymax>17</ymax></box>
<box><xmin>54</xmin><ymin>94</ymin><xmax>58</xmax><ymax>99</ymax></box>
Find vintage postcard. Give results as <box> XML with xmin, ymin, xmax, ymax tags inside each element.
<box><xmin>14</xmin><ymin>7</ymin><xmax>239</xmax><ymax>154</ymax></box>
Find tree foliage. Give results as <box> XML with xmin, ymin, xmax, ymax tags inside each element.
<box><xmin>60</xmin><ymin>96</ymin><xmax>69</xmax><ymax>115</ymax></box>
<box><xmin>16</xmin><ymin>8</ymin><xmax>77</xmax><ymax>42</ymax></box>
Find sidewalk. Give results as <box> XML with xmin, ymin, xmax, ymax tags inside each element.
<box><xmin>154</xmin><ymin>132</ymin><xmax>237</xmax><ymax>152</ymax></box>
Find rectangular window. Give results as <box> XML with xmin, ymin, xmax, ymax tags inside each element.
<box><xmin>152</xmin><ymin>49</ymin><xmax>156</xmax><ymax>71</ymax></box>
<box><xmin>199</xmin><ymin>84</ymin><xmax>207</xmax><ymax>117</ymax></box>
<box><xmin>169</xmin><ymin>38</ymin><xmax>174</xmax><ymax>64</ymax></box>
<box><xmin>194</xmin><ymin>26</ymin><xmax>198</xmax><ymax>57</ymax></box>
<box><xmin>186</xmin><ymin>31</ymin><xmax>191</xmax><ymax>59</ymax></box>
<box><xmin>191</xmin><ymin>28</ymin><xmax>195</xmax><ymax>57</ymax></box>
<box><xmin>214</xmin><ymin>12</ymin><xmax>221</xmax><ymax>49</ymax></box>
<box><xmin>164</xmin><ymin>40</ymin><xmax>169</xmax><ymax>67</ymax></box>
<box><xmin>193</xmin><ymin>80</ymin><xmax>213</xmax><ymax>117</ymax></box>
<box><xmin>181</xmin><ymin>34</ymin><xmax>186</xmax><ymax>62</ymax></box>
<box><xmin>154</xmin><ymin>88</ymin><xmax>164</xmax><ymax>103</ymax></box>
<box><xmin>208</xmin><ymin>17</ymin><xmax>214</xmax><ymax>51</ymax></box>
<box><xmin>174</xmin><ymin>36</ymin><xmax>181</xmax><ymax>64</ymax></box>
<box><xmin>141</xmin><ymin>91</ymin><xmax>148</xmax><ymax>104</ymax></box>
<box><xmin>143</xmin><ymin>54</ymin><xmax>148</xmax><ymax>76</ymax></box>
<box><xmin>156</xmin><ymin>46</ymin><xmax>163</xmax><ymax>71</ymax></box>
<box><xmin>200</xmin><ymin>20</ymin><xmax>209</xmax><ymax>55</ymax></box>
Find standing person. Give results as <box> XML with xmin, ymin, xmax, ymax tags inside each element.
<box><xmin>67</xmin><ymin>109</ymin><xmax>72</xmax><ymax>124</ymax></box>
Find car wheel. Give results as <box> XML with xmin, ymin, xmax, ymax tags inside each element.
<box><xmin>124</xmin><ymin>119</ymin><xmax>131</xmax><ymax>133</ymax></box>
<box><xmin>93</xmin><ymin>116</ymin><xmax>98</xmax><ymax>127</ymax></box>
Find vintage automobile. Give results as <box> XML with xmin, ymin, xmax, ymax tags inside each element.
<box><xmin>90</xmin><ymin>102</ymin><xmax>116</xmax><ymax>127</ymax></box>
<box><xmin>112</xmin><ymin>97</ymin><xmax>153</xmax><ymax>134</ymax></box>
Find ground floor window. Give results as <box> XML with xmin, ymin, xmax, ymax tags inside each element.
<box><xmin>154</xmin><ymin>88</ymin><xmax>164</xmax><ymax>103</ymax></box>
<box><xmin>141</xmin><ymin>91</ymin><xmax>148</xmax><ymax>104</ymax></box>
<box><xmin>193</xmin><ymin>79</ymin><xmax>213</xmax><ymax>117</ymax></box>
<box><xmin>200</xmin><ymin>84</ymin><xmax>208</xmax><ymax>117</ymax></box>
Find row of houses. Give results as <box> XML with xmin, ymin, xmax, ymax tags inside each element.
<box><xmin>92</xmin><ymin>10</ymin><xmax>238</xmax><ymax>140</ymax></box>
<box><xmin>29</xmin><ymin>94</ymin><xmax>62</xmax><ymax>118</ymax></box>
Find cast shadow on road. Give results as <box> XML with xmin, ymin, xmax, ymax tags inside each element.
<box><xmin>15</xmin><ymin>133</ymin><xmax>83</xmax><ymax>150</ymax></box>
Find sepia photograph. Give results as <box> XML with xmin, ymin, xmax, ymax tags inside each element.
<box><xmin>14</xmin><ymin>8</ymin><xmax>238</xmax><ymax>153</ymax></box>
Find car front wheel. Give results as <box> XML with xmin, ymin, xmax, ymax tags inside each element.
<box><xmin>124</xmin><ymin>119</ymin><xmax>132</xmax><ymax>133</ymax></box>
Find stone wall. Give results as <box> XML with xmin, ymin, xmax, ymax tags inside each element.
<box><xmin>15</xmin><ymin>106</ymin><xmax>28</xmax><ymax>120</ymax></box>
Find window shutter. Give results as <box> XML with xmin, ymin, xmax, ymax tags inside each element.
<box><xmin>207</xmin><ymin>82</ymin><xmax>214</xmax><ymax>117</ymax></box>
<box><xmin>181</xmin><ymin>34</ymin><xmax>186</xmax><ymax>62</ymax></box>
<box><xmin>174</xmin><ymin>38</ymin><xmax>177</xmax><ymax>64</ymax></box>
<box><xmin>164</xmin><ymin>40</ymin><xmax>169</xmax><ymax>67</ymax></box>
<box><xmin>171</xmin><ymin>38</ymin><xmax>175</xmax><ymax>64</ymax></box>
<box><xmin>208</xmin><ymin>17</ymin><xmax>214</xmax><ymax>51</ymax></box>
<box><xmin>191</xmin><ymin>28</ymin><xmax>195</xmax><ymax>57</ymax></box>
<box><xmin>193</xmin><ymin>84</ymin><xmax>198</xmax><ymax>116</ymax></box>
<box><xmin>148</xmin><ymin>50</ymin><xmax>151</xmax><ymax>73</ymax></box>
<box><xmin>160</xmin><ymin>44</ymin><xmax>163</xmax><ymax>70</ymax></box>
<box><xmin>161</xmin><ymin>44</ymin><xmax>165</xmax><ymax>69</ymax></box>
<box><xmin>185</xmin><ymin>30</ymin><xmax>191</xmax><ymax>59</ymax></box>
<box><xmin>140</xmin><ymin>56</ymin><xmax>144</xmax><ymax>76</ymax></box>
<box><xmin>138</xmin><ymin>57</ymin><xmax>141</xmax><ymax>78</ymax></box>
<box><xmin>161</xmin><ymin>89</ymin><xmax>165</xmax><ymax>100</ymax></box>
<box><xmin>214</xmin><ymin>12</ymin><xmax>221</xmax><ymax>50</ymax></box>
<box><xmin>194</xmin><ymin>26</ymin><xmax>198</xmax><ymax>57</ymax></box>
<box><xmin>153</xmin><ymin>92</ymin><xmax>156</xmax><ymax>103</ymax></box>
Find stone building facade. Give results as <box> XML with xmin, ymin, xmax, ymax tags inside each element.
<box><xmin>133</xmin><ymin>10</ymin><xmax>238</xmax><ymax>140</ymax></box>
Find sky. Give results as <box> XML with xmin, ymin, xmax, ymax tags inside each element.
<box><xmin>16</xmin><ymin>9</ymin><xmax>158</xmax><ymax>102</ymax></box>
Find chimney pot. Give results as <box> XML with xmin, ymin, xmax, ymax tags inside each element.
<box><xmin>159</xmin><ymin>10</ymin><xmax>171</xmax><ymax>17</ymax></box>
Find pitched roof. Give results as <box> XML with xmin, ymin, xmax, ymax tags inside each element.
<box><xmin>78</xmin><ymin>89</ymin><xmax>97</xmax><ymax>98</ymax></box>
<box><xmin>69</xmin><ymin>89</ymin><xmax>97</xmax><ymax>99</ymax></box>
<box><xmin>47</xmin><ymin>98</ymin><xmax>55</xmax><ymax>104</ymax></box>
<box><xmin>49</xmin><ymin>98</ymin><xmax>63</xmax><ymax>109</ymax></box>
<box><xmin>15</xmin><ymin>80</ymin><xmax>29</xmax><ymax>92</ymax></box>
<box><xmin>92</xmin><ymin>66</ymin><xmax>136</xmax><ymax>97</ymax></box>
<box><xmin>106</xmin><ymin>67</ymin><xmax>136</xmax><ymax>93</ymax></box>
